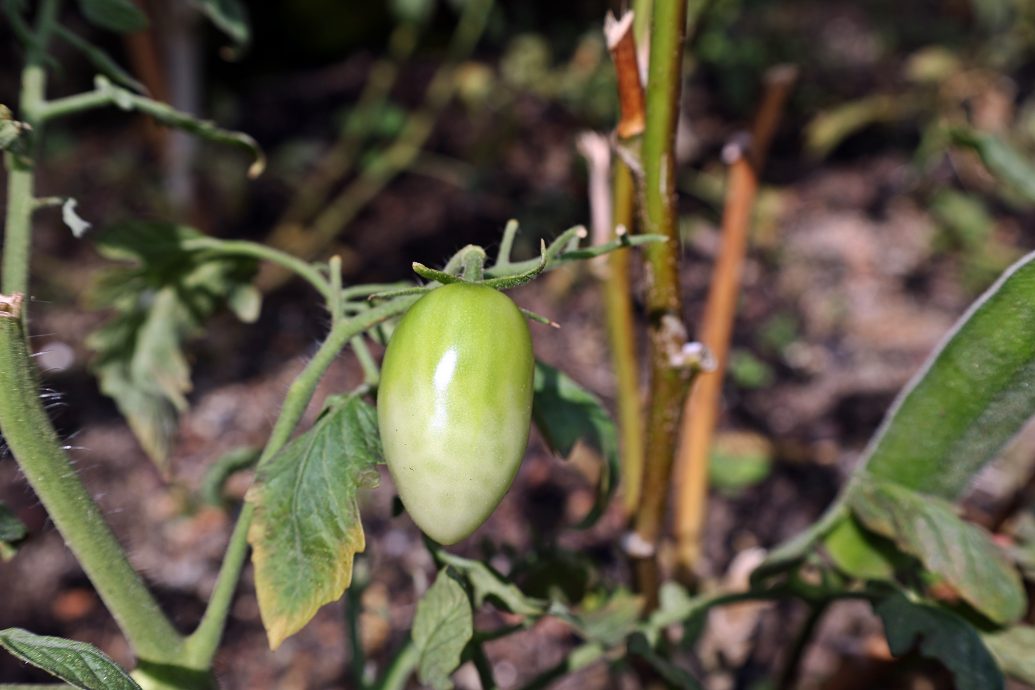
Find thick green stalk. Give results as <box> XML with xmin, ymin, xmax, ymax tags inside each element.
<box><xmin>0</xmin><ymin>312</ymin><xmax>186</xmax><ymax>662</ymax></box>
<box><xmin>632</xmin><ymin>0</ymin><xmax>690</xmax><ymax>606</ymax></box>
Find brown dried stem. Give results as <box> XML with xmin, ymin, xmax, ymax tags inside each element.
<box><xmin>672</xmin><ymin>65</ymin><xmax>797</xmax><ymax>582</ymax></box>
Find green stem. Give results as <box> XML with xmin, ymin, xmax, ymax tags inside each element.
<box><xmin>461</xmin><ymin>246</ymin><xmax>486</xmax><ymax>281</ymax></box>
<box><xmin>632</xmin><ymin>0</ymin><xmax>690</xmax><ymax>608</ymax></box>
<box><xmin>0</xmin><ymin>315</ymin><xmax>186</xmax><ymax>662</ymax></box>
<box><xmin>181</xmin><ymin>238</ymin><xmax>331</xmax><ymax>299</ymax></box>
<box><xmin>375</xmin><ymin>639</ymin><xmax>419</xmax><ymax>690</ymax></box>
<box><xmin>183</xmin><ymin>294</ymin><xmax>420</xmax><ymax>664</ymax></box>
<box><xmin>1</xmin><ymin>0</ymin><xmax>59</xmax><ymax>299</ymax></box>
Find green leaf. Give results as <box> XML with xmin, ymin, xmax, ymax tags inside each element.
<box><xmin>627</xmin><ymin>632</ymin><xmax>703</xmax><ymax>689</ymax></box>
<box><xmin>982</xmin><ymin>625</ymin><xmax>1035</xmax><ymax>685</ymax></box>
<box><xmin>862</xmin><ymin>251</ymin><xmax>1035</xmax><ymax>498</ymax></box>
<box><xmin>412</xmin><ymin>569</ymin><xmax>474</xmax><ymax>690</ymax></box>
<box><xmin>436</xmin><ymin>551</ymin><xmax>547</xmax><ymax>616</ymax></box>
<box><xmin>0</xmin><ymin>501</ymin><xmax>27</xmax><ymax>561</ymax></box>
<box><xmin>874</xmin><ymin>593</ymin><xmax>1003</xmax><ymax>690</ymax></box>
<box><xmin>190</xmin><ymin>0</ymin><xmax>250</xmax><ymax>48</ymax></box>
<box><xmin>950</xmin><ymin>128</ymin><xmax>1035</xmax><ymax>205</ymax></box>
<box><xmin>850</xmin><ymin>477</ymin><xmax>1025</xmax><ymax>624</ymax></box>
<box><xmin>532</xmin><ymin>362</ymin><xmax>618</xmax><ymax>528</ymax></box>
<box><xmin>568</xmin><ymin>589</ymin><xmax>643</xmax><ymax>647</ymax></box>
<box><xmin>77</xmin><ymin>0</ymin><xmax>147</xmax><ymax>33</ymax></box>
<box><xmin>92</xmin><ymin>76</ymin><xmax>265</xmax><ymax>177</ymax></box>
<box><xmin>245</xmin><ymin>396</ymin><xmax>382</xmax><ymax>650</ymax></box>
<box><xmin>0</xmin><ymin>628</ymin><xmax>142</xmax><ymax>690</ymax></box>
<box><xmin>88</xmin><ymin>222</ymin><xmax>258</xmax><ymax>468</ymax></box>
<box><xmin>823</xmin><ymin>514</ymin><xmax>898</xmax><ymax>581</ymax></box>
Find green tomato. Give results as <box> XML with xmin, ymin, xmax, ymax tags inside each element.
<box><xmin>377</xmin><ymin>283</ymin><xmax>534</xmax><ymax>545</ymax></box>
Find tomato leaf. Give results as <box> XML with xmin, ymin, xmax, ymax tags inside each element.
<box><xmin>0</xmin><ymin>501</ymin><xmax>27</xmax><ymax>561</ymax></box>
<box><xmin>246</xmin><ymin>395</ymin><xmax>381</xmax><ymax>650</ymax></box>
<box><xmin>982</xmin><ymin>625</ymin><xmax>1035</xmax><ymax>685</ymax></box>
<box><xmin>861</xmin><ymin>250</ymin><xmax>1035</xmax><ymax>499</ymax></box>
<box><xmin>0</xmin><ymin>628</ymin><xmax>141</xmax><ymax>690</ymax></box>
<box><xmin>413</xmin><ymin>569</ymin><xmax>473</xmax><ymax>690</ymax></box>
<box><xmin>850</xmin><ymin>477</ymin><xmax>1025</xmax><ymax>624</ymax></box>
<box><xmin>532</xmin><ymin>362</ymin><xmax>618</xmax><ymax>528</ymax></box>
<box><xmin>76</xmin><ymin>0</ymin><xmax>147</xmax><ymax>33</ymax></box>
<box><xmin>436</xmin><ymin>551</ymin><xmax>547</xmax><ymax>616</ymax></box>
<box><xmin>190</xmin><ymin>0</ymin><xmax>249</xmax><ymax>48</ymax></box>
<box><xmin>874</xmin><ymin>593</ymin><xmax>1003</xmax><ymax>690</ymax></box>
<box><xmin>88</xmin><ymin>222</ymin><xmax>258</xmax><ymax>470</ymax></box>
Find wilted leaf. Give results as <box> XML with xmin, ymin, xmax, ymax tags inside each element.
<box><xmin>246</xmin><ymin>396</ymin><xmax>381</xmax><ymax>649</ymax></box>
<box><xmin>412</xmin><ymin>569</ymin><xmax>473</xmax><ymax>690</ymax></box>
<box><xmin>0</xmin><ymin>501</ymin><xmax>27</xmax><ymax>561</ymax></box>
<box><xmin>532</xmin><ymin>361</ymin><xmax>618</xmax><ymax>527</ymax></box>
<box><xmin>875</xmin><ymin>593</ymin><xmax>1003</xmax><ymax>690</ymax></box>
<box><xmin>982</xmin><ymin>625</ymin><xmax>1035</xmax><ymax>685</ymax></box>
<box><xmin>862</xmin><ymin>250</ymin><xmax>1035</xmax><ymax>499</ymax></box>
<box><xmin>0</xmin><ymin>628</ymin><xmax>141</xmax><ymax>690</ymax></box>
<box><xmin>77</xmin><ymin>0</ymin><xmax>147</xmax><ymax>33</ymax></box>
<box><xmin>88</xmin><ymin>221</ymin><xmax>258</xmax><ymax>468</ymax></box>
<box><xmin>850</xmin><ymin>477</ymin><xmax>1025</xmax><ymax>624</ymax></box>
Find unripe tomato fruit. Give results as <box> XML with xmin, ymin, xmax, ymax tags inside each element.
<box><xmin>377</xmin><ymin>283</ymin><xmax>534</xmax><ymax>545</ymax></box>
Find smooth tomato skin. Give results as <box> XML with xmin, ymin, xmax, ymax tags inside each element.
<box><xmin>377</xmin><ymin>283</ymin><xmax>534</xmax><ymax>545</ymax></box>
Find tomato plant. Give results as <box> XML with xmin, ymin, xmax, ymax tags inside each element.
<box><xmin>378</xmin><ymin>282</ymin><xmax>534</xmax><ymax>545</ymax></box>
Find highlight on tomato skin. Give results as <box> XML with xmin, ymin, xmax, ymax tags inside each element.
<box><xmin>376</xmin><ymin>282</ymin><xmax>535</xmax><ymax>545</ymax></box>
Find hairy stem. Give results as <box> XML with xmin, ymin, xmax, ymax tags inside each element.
<box><xmin>0</xmin><ymin>311</ymin><xmax>186</xmax><ymax>662</ymax></box>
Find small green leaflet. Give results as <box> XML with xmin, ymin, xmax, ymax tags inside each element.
<box><xmin>862</xmin><ymin>250</ymin><xmax>1035</xmax><ymax>499</ymax></box>
<box><xmin>412</xmin><ymin>569</ymin><xmax>473</xmax><ymax>690</ymax></box>
<box><xmin>0</xmin><ymin>501</ymin><xmax>27</xmax><ymax>561</ymax></box>
<box><xmin>77</xmin><ymin>0</ymin><xmax>147</xmax><ymax>33</ymax></box>
<box><xmin>874</xmin><ymin>594</ymin><xmax>1003</xmax><ymax>690</ymax></box>
<box><xmin>246</xmin><ymin>395</ymin><xmax>382</xmax><ymax>650</ymax></box>
<box><xmin>88</xmin><ymin>221</ymin><xmax>259</xmax><ymax>469</ymax></box>
<box><xmin>436</xmin><ymin>550</ymin><xmax>547</xmax><ymax>616</ymax></box>
<box><xmin>532</xmin><ymin>362</ymin><xmax>618</xmax><ymax>527</ymax></box>
<box><xmin>849</xmin><ymin>477</ymin><xmax>1025</xmax><ymax>625</ymax></box>
<box><xmin>0</xmin><ymin>628</ymin><xmax>141</xmax><ymax>690</ymax></box>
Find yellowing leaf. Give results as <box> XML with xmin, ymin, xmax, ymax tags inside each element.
<box><xmin>246</xmin><ymin>396</ymin><xmax>381</xmax><ymax>649</ymax></box>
